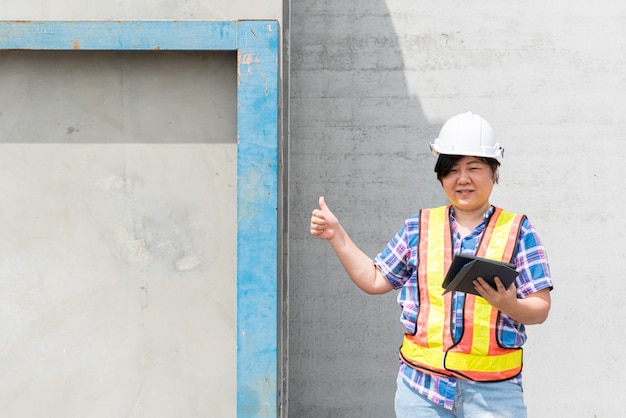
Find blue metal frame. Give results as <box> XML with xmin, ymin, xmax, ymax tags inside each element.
<box><xmin>0</xmin><ymin>20</ymin><xmax>279</xmax><ymax>417</ymax></box>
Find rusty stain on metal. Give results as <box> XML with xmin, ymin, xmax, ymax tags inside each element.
<box><xmin>72</xmin><ymin>40</ymin><xmax>79</xmax><ymax>50</ymax></box>
<box><xmin>238</xmin><ymin>52</ymin><xmax>261</xmax><ymax>79</ymax></box>
<box><xmin>239</xmin><ymin>53</ymin><xmax>260</xmax><ymax>66</ymax></box>
<box><xmin>237</xmin><ymin>51</ymin><xmax>241</xmax><ymax>81</ymax></box>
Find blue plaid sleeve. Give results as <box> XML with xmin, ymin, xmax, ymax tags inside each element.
<box><xmin>374</xmin><ymin>215</ymin><xmax>419</xmax><ymax>290</ymax></box>
<box><xmin>514</xmin><ymin>217</ymin><xmax>553</xmax><ymax>298</ymax></box>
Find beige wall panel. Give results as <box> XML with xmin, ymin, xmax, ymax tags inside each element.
<box><xmin>0</xmin><ymin>0</ymin><xmax>281</xmax><ymax>22</ymax></box>
<box><xmin>0</xmin><ymin>51</ymin><xmax>237</xmax><ymax>417</ymax></box>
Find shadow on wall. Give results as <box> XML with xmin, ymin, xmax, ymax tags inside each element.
<box><xmin>289</xmin><ymin>1</ymin><xmax>442</xmax><ymax>417</ymax></box>
<box><xmin>0</xmin><ymin>51</ymin><xmax>237</xmax><ymax>144</ymax></box>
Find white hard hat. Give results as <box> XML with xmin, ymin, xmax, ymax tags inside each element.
<box><xmin>430</xmin><ymin>112</ymin><xmax>504</xmax><ymax>159</ymax></box>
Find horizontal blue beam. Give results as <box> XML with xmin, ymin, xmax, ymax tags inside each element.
<box><xmin>0</xmin><ymin>20</ymin><xmax>238</xmax><ymax>50</ymax></box>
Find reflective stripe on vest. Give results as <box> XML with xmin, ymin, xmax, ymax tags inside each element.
<box><xmin>399</xmin><ymin>205</ymin><xmax>526</xmax><ymax>382</ymax></box>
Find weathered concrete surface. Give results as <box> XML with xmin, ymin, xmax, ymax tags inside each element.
<box><xmin>0</xmin><ymin>0</ymin><xmax>281</xmax><ymax>22</ymax></box>
<box><xmin>289</xmin><ymin>0</ymin><xmax>626</xmax><ymax>417</ymax></box>
<box><xmin>0</xmin><ymin>51</ymin><xmax>238</xmax><ymax>417</ymax></box>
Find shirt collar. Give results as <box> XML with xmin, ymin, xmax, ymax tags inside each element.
<box><xmin>449</xmin><ymin>205</ymin><xmax>495</xmax><ymax>224</ymax></box>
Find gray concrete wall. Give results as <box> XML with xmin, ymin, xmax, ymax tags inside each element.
<box><xmin>289</xmin><ymin>0</ymin><xmax>626</xmax><ymax>417</ymax></box>
<box><xmin>0</xmin><ymin>49</ymin><xmax>239</xmax><ymax>417</ymax></box>
<box><xmin>1</xmin><ymin>0</ymin><xmax>281</xmax><ymax>21</ymax></box>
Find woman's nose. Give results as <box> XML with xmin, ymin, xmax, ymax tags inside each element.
<box><xmin>457</xmin><ymin>169</ymin><xmax>471</xmax><ymax>182</ymax></box>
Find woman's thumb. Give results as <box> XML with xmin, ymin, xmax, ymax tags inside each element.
<box><xmin>319</xmin><ymin>196</ymin><xmax>328</xmax><ymax>210</ymax></box>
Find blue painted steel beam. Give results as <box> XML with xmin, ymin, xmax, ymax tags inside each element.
<box><xmin>0</xmin><ymin>19</ymin><xmax>279</xmax><ymax>417</ymax></box>
<box><xmin>236</xmin><ymin>20</ymin><xmax>279</xmax><ymax>418</ymax></box>
<box><xmin>0</xmin><ymin>20</ymin><xmax>238</xmax><ymax>50</ymax></box>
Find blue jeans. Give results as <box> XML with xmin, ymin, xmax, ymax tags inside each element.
<box><xmin>395</xmin><ymin>373</ymin><xmax>527</xmax><ymax>418</ymax></box>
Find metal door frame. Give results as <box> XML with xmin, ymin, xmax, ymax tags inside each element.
<box><xmin>0</xmin><ymin>20</ymin><xmax>279</xmax><ymax>417</ymax></box>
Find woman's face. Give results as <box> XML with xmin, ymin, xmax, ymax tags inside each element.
<box><xmin>441</xmin><ymin>156</ymin><xmax>497</xmax><ymax>214</ymax></box>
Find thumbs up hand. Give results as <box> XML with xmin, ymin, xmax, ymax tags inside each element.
<box><xmin>310</xmin><ymin>196</ymin><xmax>340</xmax><ymax>240</ymax></box>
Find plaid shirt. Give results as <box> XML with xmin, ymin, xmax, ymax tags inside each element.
<box><xmin>374</xmin><ymin>206</ymin><xmax>553</xmax><ymax>410</ymax></box>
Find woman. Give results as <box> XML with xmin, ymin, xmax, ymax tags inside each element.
<box><xmin>310</xmin><ymin>112</ymin><xmax>553</xmax><ymax>417</ymax></box>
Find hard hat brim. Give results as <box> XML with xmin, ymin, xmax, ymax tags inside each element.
<box><xmin>430</xmin><ymin>141</ymin><xmax>504</xmax><ymax>160</ymax></box>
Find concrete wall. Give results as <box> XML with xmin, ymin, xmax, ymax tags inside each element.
<box><xmin>0</xmin><ymin>2</ymin><xmax>283</xmax><ymax>418</ymax></box>
<box><xmin>0</xmin><ymin>0</ymin><xmax>281</xmax><ymax>21</ymax></box>
<box><xmin>0</xmin><ymin>48</ymin><xmax>239</xmax><ymax>417</ymax></box>
<box><xmin>289</xmin><ymin>0</ymin><xmax>626</xmax><ymax>417</ymax></box>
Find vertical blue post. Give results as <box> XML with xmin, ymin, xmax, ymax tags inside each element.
<box><xmin>236</xmin><ymin>21</ymin><xmax>279</xmax><ymax>417</ymax></box>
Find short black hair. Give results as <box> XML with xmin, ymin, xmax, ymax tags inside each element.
<box><xmin>434</xmin><ymin>154</ymin><xmax>500</xmax><ymax>183</ymax></box>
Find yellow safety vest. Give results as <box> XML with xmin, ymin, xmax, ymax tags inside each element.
<box><xmin>399</xmin><ymin>205</ymin><xmax>526</xmax><ymax>382</ymax></box>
